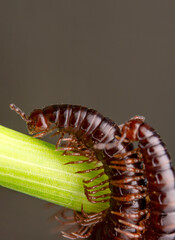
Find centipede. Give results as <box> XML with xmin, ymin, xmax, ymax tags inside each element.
<box><xmin>9</xmin><ymin>104</ymin><xmax>175</xmax><ymax>240</ymax></box>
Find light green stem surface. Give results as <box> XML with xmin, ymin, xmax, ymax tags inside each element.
<box><xmin>0</xmin><ymin>125</ymin><xmax>109</xmax><ymax>213</ymax></box>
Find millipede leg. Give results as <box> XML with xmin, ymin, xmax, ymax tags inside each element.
<box><xmin>83</xmin><ymin>179</ymin><xmax>110</xmax><ymax>203</ymax></box>
<box><xmin>114</xmin><ymin>147</ymin><xmax>140</xmax><ymax>158</ymax></box>
<box><xmin>61</xmin><ymin>209</ymin><xmax>76</xmax><ymax>220</ymax></box>
<box><xmin>110</xmin><ymin>175</ymin><xmax>144</xmax><ymax>185</ymax></box>
<box><xmin>109</xmin><ymin>165</ymin><xmax>144</xmax><ymax>173</ymax></box>
<box><xmin>110</xmin><ymin>157</ymin><xmax>143</xmax><ymax>165</ymax></box>
<box><xmin>61</xmin><ymin>231</ymin><xmax>78</xmax><ymax>239</ymax></box>
<box><xmin>84</xmin><ymin>179</ymin><xmax>109</xmax><ymax>190</ymax></box>
<box><xmin>118</xmin><ymin>219</ymin><xmax>145</xmax><ymax>231</ymax></box>
<box><xmin>80</xmin><ymin>205</ymin><xmax>105</xmax><ymax>219</ymax></box>
<box><xmin>85</xmin><ymin>191</ymin><xmax>111</xmax><ymax>203</ymax></box>
<box><xmin>65</xmin><ymin>158</ymin><xmax>95</xmax><ymax>165</ymax></box>
<box><xmin>48</xmin><ymin>208</ymin><xmax>65</xmax><ymax>222</ymax></box>
<box><xmin>65</xmin><ymin>154</ymin><xmax>98</xmax><ymax>165</ymax></box>
<box><xmin>115</xmin><ymin>134</ymin><xmax>130</xmax><ymax>143</ymax></box>
<box><xmin>112</xmin><ymin>192</ymin><xmax>146</xmax><ymax>202</ymax></box>
<box><xmin>114</xmin><ymin>227</ymin><xmax>141</xmax><ymax>239</ymax></box>
<box><xmin>62</xmin><ymin>226</ymin><xmax>94</xmax><ymax>239</ymax></box>
<box><xmin>83</xmin><ymin>172</ymin><xmax>105</xmax><ymax>184</ymax></box>
<box><xmin>85</xmin><ymin>184</ymin><xmax>109</xmax><ymax>195</ymax></box>
<box><xmin>74</xmin><ymin>206</ymin><xmax>104</xmax><ymax>225</ymax></box>
<box><xmin>76</xmin><ymin>166</ymin><xmax>103</xmax><ymax>174</ymax></box>
<box><xmin>55</xmin><ymin>132</ymin><xmax>65</xmax><ymax>150</ymax></box>
<box><xmin>33</xmin><ymin>131</ymin><xmax>48</xmax><ymax>138</ymax></box>
<box><xmin>62</xmin><ymin>136</ymin><xmax>81</xmax><ymax>155</ymax></box>
<box><xmin>55</xmin><ymin>215</ymin><xmax>76</xmax><ymax>226</ymax></box>
<box><xmin>33</xmin><ymin>126</ymin><xmax>58</xmax><ymax>139</ymax></box>
<box><xmin>59</xmin><ymin>205</ymin><xmax>105</xmax><ymax>239</ymax></box>
<box><xmin>111</xmin><ymin>209</ymin><xmax>148</xmax><ymax>219</ymax></box>
<box><xmin>75</xmin><ymin>214</ymin><xmax>103</xmax><ymax>226</ymax></box>
<box><xmin>84</xmin><ymin>184</ymin><xmax>110</xmax><ymax>204</ymax></box>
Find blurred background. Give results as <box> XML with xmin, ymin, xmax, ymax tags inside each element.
<box><xmin>0</xmin><ymin>1</ymin><xmax>175</xmax><ymax>239</ymax></box>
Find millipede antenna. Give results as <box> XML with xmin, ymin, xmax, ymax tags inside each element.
<box><xmin>9</xmin><ymin>104</ymin><xmax>31</xmax><ymax>123</ymax></box>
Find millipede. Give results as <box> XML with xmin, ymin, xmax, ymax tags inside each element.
<box><xmin>9</xmin><ymin>104</ymin><xmax>175</xmax><ymax>240</ymax></box>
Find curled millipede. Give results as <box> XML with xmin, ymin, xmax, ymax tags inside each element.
<box><xmin>9</xmin><ymin>104</ymin><xmax>174</xmax><ymax>239</ymax></box>
<box><xmin>97</xmin><ymin>116</ymin><xmax>175</xmax><ymax>239</ymax></box>
<box><xmin>115</xmin><ymin>116</ymin><xmax>175</xmax><ymax>240</ymax></box>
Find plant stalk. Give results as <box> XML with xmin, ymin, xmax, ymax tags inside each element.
<box><xmin>0</xmin><ymin>125</ymin><xmax>109</xmax><ymax>213</ymax></box>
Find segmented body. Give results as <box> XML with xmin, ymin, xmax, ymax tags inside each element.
<box><xmin>11</xmin><ymin>105</ymin><xmax>175</xmax><ymax>239</ymax></box>
<box><xmin>118</xmin><ymin>117</ymin><xmax>175</xmax><ymax>239</ymax></box>
<box><xmin>10</xmin><ymin>104</ymin><xmax>148</xmax><ymax>239</ymax></box>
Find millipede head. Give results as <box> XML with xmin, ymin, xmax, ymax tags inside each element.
<box><xmin>9</xmin><ymin>103</ymin><xmax>50</xmax><ymax>135</ymax></box>
<box><xmin>121</xmin><ymin>115</ymin><xmax>145</xmax><ymax>141</ymax></box>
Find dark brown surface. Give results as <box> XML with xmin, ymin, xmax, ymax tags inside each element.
<box><xmin>0</xmin><ymin>1</ymin><xmax>175</xmax><ymax>239</ymax></box>
<box><xmin>118</xmin><ymin>118</ymin><xmax>175</xmax><ymax>239</ymax></box>
<box><xmin>138</xmin><ymin>123</ymin><xmax>175</xmax><ymax>239</ymax></box>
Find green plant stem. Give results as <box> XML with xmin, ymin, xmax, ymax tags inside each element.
<box><xmin>0</xmin><ymin>125</ymin><xmax>109</xmax><ymax>213</ymax></box>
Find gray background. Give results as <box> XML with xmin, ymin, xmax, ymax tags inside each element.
<box><xmin>0</xmin><ymin>1</ymin><xmax>175</xmax><ymax>239</ymax></box>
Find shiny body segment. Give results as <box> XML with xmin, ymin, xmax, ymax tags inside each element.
<box><xmin>119</xmin><ymin>117</ymin><xmax>175</xmax><ymax>240</ymax></box>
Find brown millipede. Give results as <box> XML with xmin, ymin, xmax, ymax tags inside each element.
<box><xmin>10</xmin><ymin>104</ymin><xmax>174</xmax><ymax>239</ymax></box>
